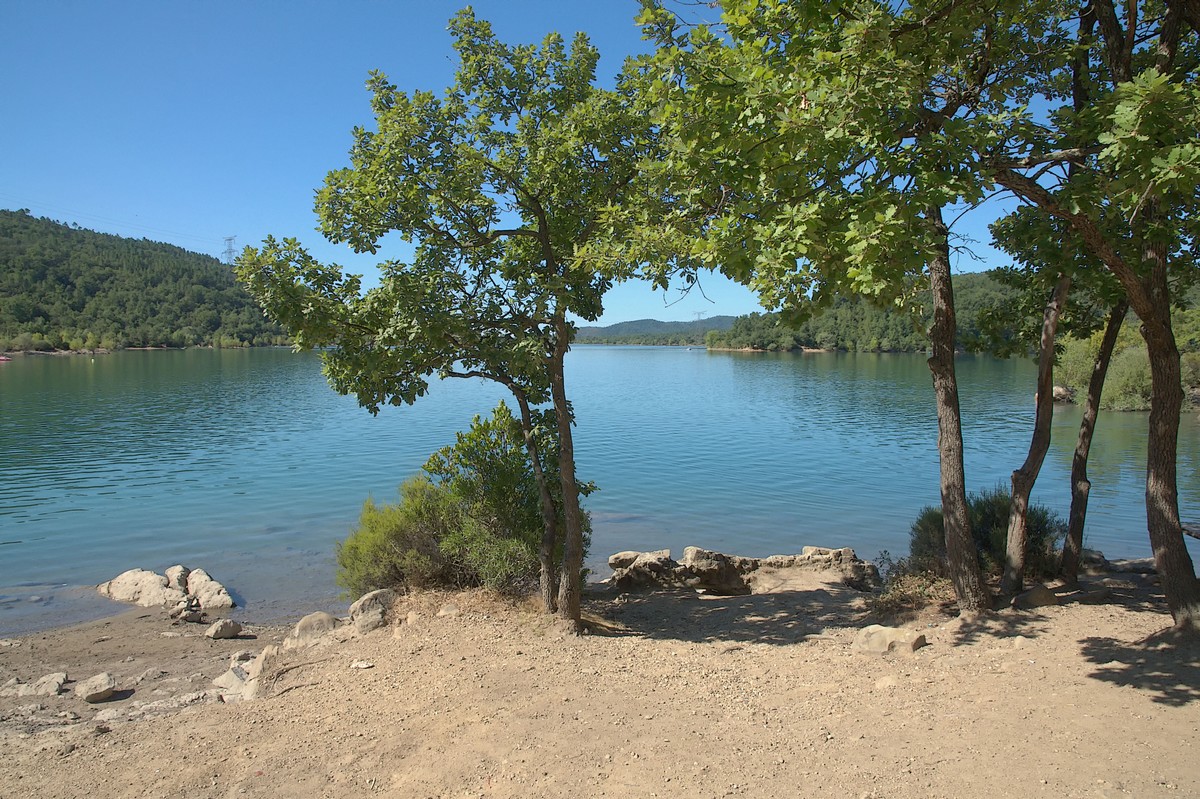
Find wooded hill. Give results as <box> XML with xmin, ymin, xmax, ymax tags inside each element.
<box><xmin>575</xmin><ymin>315</ymin><xmax>736</xmax><ymax>345</ymax></box>
<box><xmin>0</xmin><ymin>210</ymin><xmax>285</xmax><ymax>351</ymax></box>
<box><xmin>706</xmin><ymin>272</ymin><xmax>1014</xmax><ymax>352</ymax></box>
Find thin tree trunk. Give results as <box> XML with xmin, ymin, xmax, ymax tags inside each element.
<box><xmin>925</xmin><ymin>207</ymin><xmax>989</xmax><ymax>613</ymax></box>
<box><xmin>550</xmin><ymin>318</ymin><xmax>585</xmax><ymax>631</ymax></box>
<box><xmin>1060</xmin><ymin>299</ymin><xmax>1127</xmax><ymax>584</ymax></box>
<box><xmin>1001</xmin><ymin>274</ymin><xmax>1071</xmax><ymax>596</ymax></box>
<box><xmin>512</xmin><ymin>391</ymin><xmax>560</xmax><ymax>614</ymax></box>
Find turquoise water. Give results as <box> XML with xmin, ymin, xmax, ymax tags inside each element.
<box><xmin>2</xmin><ymin>347</ymin><xmax>1197</xmax><ymax>634</ymax></box>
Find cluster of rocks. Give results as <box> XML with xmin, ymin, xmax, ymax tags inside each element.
<box><xmin>606</xmin><ymin>546</ymin><xmax>882</xmax><ymax>594</ymax></box>
<box><xmin>204</xmin><ymin>588</ymin><xmax>401</xmax><ymax>703</ymax></box>
<box><xmin>97</xmin><ymin>565</ymin><xmax>235</xmax><ymax>621</ymax></box>
<box><xmin>2</xmin><ymin>671</ymin><xmax>118</xmax><ymax>703</ymax></box>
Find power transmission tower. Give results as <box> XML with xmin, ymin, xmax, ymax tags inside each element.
<box><xmin>693</xmin><ymin>311</ymin><xmax>707</xmax><ymax>322</ymax></box>
<box><xmin>223</xmin><ymin>236</ymin><xmax>237</xmax><ymax>265</ymax></box>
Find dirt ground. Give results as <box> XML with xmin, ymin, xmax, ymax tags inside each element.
<box><xmin>2</xmin><ymin>570</ymin><xmax>1198</xmax><ymax>799</ymax></box>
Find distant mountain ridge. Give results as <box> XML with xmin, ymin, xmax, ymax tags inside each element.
<box><xmin>576</xmin><ymin>316</ymin><xmax>736</xmax><ymax>344</ymax></box>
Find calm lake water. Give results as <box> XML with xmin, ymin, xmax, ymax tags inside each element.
<box><xmin>2</xmin><ymin>347</ymin><xmax>1198</xmax><ymax>635</ymax></box>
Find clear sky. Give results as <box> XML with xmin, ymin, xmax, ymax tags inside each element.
<box><xmin>1</xmin><ymin>1</ymin><xmax>1011</xmax><ymax>325</ymax></box>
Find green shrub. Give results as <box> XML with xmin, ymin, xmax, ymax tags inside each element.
<box><xmin>908</xmin><ymin>485</ymin><xmax>1066</xmax><ymax>579</ymax></box>
<box><xmin>335</xmin><ymin>401</ymin><xmax>591</xmax><ymax>598</ymax></box>
<box><xmin>335</xmin><ymin>476</ymin><xmax>468</xmax><ymax>597</ymax></box>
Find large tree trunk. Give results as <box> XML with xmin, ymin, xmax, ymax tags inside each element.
<box><xmin>550</xmin><ymin>319</ymin><xmax>585</xmax><ymax>632</ymax></box>
<box><xmin>1140</xmin><ymin>260</ymin><xmax>1200</xmax><ymax>630</ymax></box>
<box><xmin>1001</xmin><ymin>274</ymin><xmax>1071</xmax><ymax>596</ymax></box>
<box><xmin>1060</xmin><ymin>299</ymin><xmax>1127</xmax><ymax>584</ymax></box>
<box><xmin>512</xmin><ymin>391</ymin><xmax>560</xmax><ymax>614</ymax></box>
<box><xmin>925</xmin><ymin>207</ymin><xmax>989</xmax><ymax>613</ymax></box>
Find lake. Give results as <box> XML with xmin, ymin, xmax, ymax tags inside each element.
<box><xmin>2</xmin><ymin>346</ymin><xmax>1198</xmax><ymax>635</ymax></box>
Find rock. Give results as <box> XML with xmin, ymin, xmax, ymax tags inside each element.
<box><xmin>212</xmin><ymin>665</ymin><xmax>249</xmax><ymax>692</ymax></box>
<box><xmin>284</xmin><ymin>611</ymin><xmax>339</xmax><ymax>649</ymax></box>
<box><xmin>32</xmin><ymin>672</ymin><xmax>68</xmax><ymax>696</ymax></box>
<box><xmin>204</xmin><ymin>619</ymin><xmax>242</xmax><ymax>639</ymax></box>
<box><xmin>97</xmin><ymin>569</ymin><xmax>187</xmax><ymax>608</ymax></box>
<box><xmin>164</xmin><ymin>564</ymin><xmax>191</xmax><ymax>592</ymax></box>
<box><xmin>1012</xmin><ymin>584</ymin><xmax>1060</xmax><ymax>609</ymax></box>
<box><xmin>349</xmin><ymin>661</ymin><xmax>374</xmax><ymax>669</ymax></box>
<box><xmin>852</xmin><ymin>625</ymin><xmax>928</xmax><ymax>655</ymax></box>
<box><xmin>350</xmin><ymin>589</ymin><xmax>397</xmax><ymax>633</ymax></box>
<box><xmin>186</xmin><ymin>568</ymin><xmax>235</xmax><ymax>609</ymax></box>
<box><xmin>1052</xmin><ymin>384</ymin><xmax>1075</xmax><ymax>402</ymax></box>
<box><xmin>354</xmin><ymin>607</ymin><xmax>386</xmax><ymax>633</ymax></box>
<box><xmin>75</xmin><ymin>673</ymin><xmax>117</xmax><ymax>703</ymax></box>
<box><xmin>437</xmin><ymin>603</ymin><xmax>460</xmax><ymax>618</ymax></box>
<box><xmin>134</xmin><ymin>668</ymin><xmax>166</xmax><ymax>684</ymax></box>
<box><xmin>607</xmin><ymin>545</ymin><xmax>881</xmax><ymax>594</ymax></box>
<box><xmin>229</xmin><ymin>650</ymin><xmax>255</xmax><ymax>667</ymax></box>
<box><xmin>679</xmin><ymin>547</ymin><xmax>751</xmax><ymax>595</ymax></box>
<box><xmin>607</xmin><ymin>551</ymin><xmax>642</xmax><ymax>570</ymax></box>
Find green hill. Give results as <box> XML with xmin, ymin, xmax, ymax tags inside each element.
<box><xmin>575</xmin><ymin>316</ymin><xmax>736</xmax><ymax>345</ymax></box>
<box><xmin>0</xmin><ymin>209</ymin><xmax>285</xmax><ymax>351</ymax></box>
<box><xmin>705</xmin><ymin>272</ymin><xmax>1012</xmax><ymax>352</ymax></box>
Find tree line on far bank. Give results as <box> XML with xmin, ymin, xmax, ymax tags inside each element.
<box><xmin>0</xmin><ymin>210</ymin><xmax>285</xmax><ymax>352</ymax></box>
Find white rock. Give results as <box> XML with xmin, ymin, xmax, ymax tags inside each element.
<box><xmin>164</xmin><ymin>565</ymin><xmax>191</xmax><ymax>592</ymax></box>
<box><xmin>75</xmin><ymin>673</ymin><xmax>117</xmax><ymax>703</ymax></box>
<box><xmin>349</xmin><ymin>661</ymin><xmax>374</xmax><ymax>669</ymax></box>
<box><xmin>32</xmin><ymin>672</ymin><xmax>68</xmax><ymax>696</ymax></box>
<box><xmin>186</xmin><ymin>568</ymin><xmax>235</xmax><ymax>609</ymax></box>
<box><xmin>852</xmin><ymin>625</ymin><xmax>928</xmax><ymax>655</ymax></box>
<box><xmin>212</xmin><ymin>665</ymin><xmax>249</xmax><ymax>691</ymax></box>
<box><xmin>204</xmin><ymin>619</ymin><xmax>242</xmax><ymax>639</ymax></box>
<box><xmin>97</xmin><ymin>569</ymin><xmax>187</xmax><ymax>608</ymax></box>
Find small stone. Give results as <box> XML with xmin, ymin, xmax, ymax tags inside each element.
<box><xmin>205</xmin><ymin>619</ymin><xmax>242</xmax><ymax>640</ymax></box>
<box><xmin>75</xmin><ymin>673</ymin><xmax>117</xmax><ymax>703</ymax></box>
<box><xmin>436</xmin><ymin>603</ymin><xmax>460</xmax><ymax>618</ymax></box>
<box><xmin>350</xmin><ymin>660</ymin><xmax>375</xmax><ymax>669</ymax></box>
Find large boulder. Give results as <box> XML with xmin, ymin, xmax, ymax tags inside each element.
<box><xmin>98</xmin><ymin>569</ymin><xmax>188</xmax><ymax>608</ymax></box>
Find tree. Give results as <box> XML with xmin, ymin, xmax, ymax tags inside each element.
<box><xmin>238</xmin><ymin>9</ymin><xmax>655</xmax><ymax>629</ymax></box>
<box><xmin>986</xmin><ymin>0</ymin><xmax>1200</xmax><ymax>626</ymax></box>
<box><xmin>614</xmin><ymin>0</ymin><xmax>1077</xmax><ymax>612</ymax></box>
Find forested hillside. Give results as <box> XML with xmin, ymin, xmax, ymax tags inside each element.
<box><xmin>706</xmin><ymin>272</ymin><xmax>1012</xmax><ymax>352</ymax></box>
<box><xmin>575</xmin><ymin>315</ymin><xmax>735</xmax><ymax>345</ymax></box>
<box><xmin>0</xmin><ymin>210</ymin><xmax>285</xmax><ymax>351</ymax></box>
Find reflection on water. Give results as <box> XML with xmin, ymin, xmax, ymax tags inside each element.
<box><xmin>1</xmin><ymin>347</ymin><xmax>1196</xmax><ymax>634</ymax></box>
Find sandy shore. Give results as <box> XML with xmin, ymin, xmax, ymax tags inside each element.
<box><xmin>2</xmin><ymin>571</ymin><xmax>1198</xmax><ymax>799</ymax></box>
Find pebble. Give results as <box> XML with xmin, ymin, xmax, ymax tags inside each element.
<box><xmin>350</xmin><ymin>661</ymin><xmax>375</xmax><ymax>670</ymax></box>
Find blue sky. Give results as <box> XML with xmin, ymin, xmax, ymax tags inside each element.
<box><xmin>1</xmin><ymin>1</ymin><xmax>1011</xmax><ymax>325</ymax></box>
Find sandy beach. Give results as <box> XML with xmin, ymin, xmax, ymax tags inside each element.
<box><xmin>2</xmin><ymin>568</ymin><xmax>1198</xmax><ymax>799</ymax></box>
